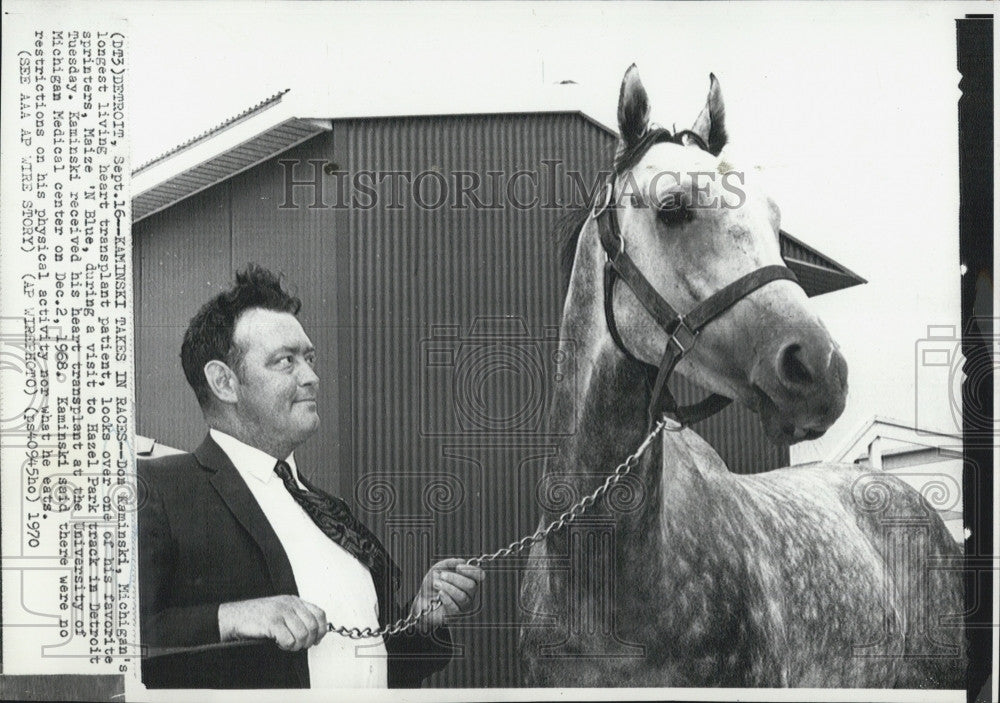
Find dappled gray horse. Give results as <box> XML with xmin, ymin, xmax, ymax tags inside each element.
<box><xmin>519</xmin><ymin>66</ymin><xmax>965</xmax><ymax>688</ymax></box>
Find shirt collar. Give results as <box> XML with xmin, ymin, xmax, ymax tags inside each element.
<box><xmin>209</xmin><ymin>428</ymin><xmax>299</xmax><ymax>485</ymax></box>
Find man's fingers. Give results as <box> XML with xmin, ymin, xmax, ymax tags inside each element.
<box><xmin>456</xmin><ymin>563</ymin><xmax>485</xmax><ymax>582</ymax></box>
<box><xmin>275</xmin><ymin>597</ymin><xmax>326</xmax><ymax>649</ymax></box>
<box><xmin>295</xmin><ymin>605</ymin><xmax>324</xmax><ymax>648</ymax></box>
<box><xmin>434</xmin><ymin>578</ymin><xmax>471</xmax><ymax>609</ymax></box>
<box><xmin>432</xmin><ymin>558</ymin><xmax>465</xmax><ymax>572</ymax></box>
<box><xmin>282</xmin><ymin>610</ymin><xmax>313</xmax><ymax>650</ymax></box>
<box><xmin>438</xmin><ymin>569</ymin><xmax>477</xmax><ymax>594</ymax></box>
<box><xmin>436</xmin><ymin>585</ymin><xmax>461</xmax><ymax>615</ymax></box>
<box><xmin>423</xmin><ymin>560</ymin><xmax>484</xmax><ymax>619</ymax></box>
<box><xmin>274</xmin><ymin>622</ymin><xmax>298</xmax><ymax>651</ymax></box>
<box><xmin>301</xmin><ymin>601</ymin><xmax>328</xmax><ymax>640</ymax></box>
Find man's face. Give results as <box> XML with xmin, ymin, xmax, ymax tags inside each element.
<box><xmin>229</xmin><ymin>308</ymin><xmax>320</xmax><ymax>454</ymax></box>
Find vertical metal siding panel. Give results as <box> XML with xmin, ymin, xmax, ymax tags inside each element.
<box><xmin>341</xmin><ymin>113</ymin><xmax>615</xmax><ymax>687</ymax></box>
<box><xmin>133</xmin><ymin>186</ymin><xmax>231</xmax><ymax>452</ymax></box>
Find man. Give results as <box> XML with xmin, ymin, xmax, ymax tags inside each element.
<box><xmin>138</xmin><ymin>265</ymin><xmax>484</xmax><ymax>688</ymax></box>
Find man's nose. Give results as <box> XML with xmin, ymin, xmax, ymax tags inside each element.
<box><xmin>299</xmin><ymin>362</ymin><xmax>319</xmax><ymax>386</ymax></box>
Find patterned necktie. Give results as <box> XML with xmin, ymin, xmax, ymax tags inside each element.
<box><xmin>273</xmin><ymin>460</ymin><xmax>400</xmax><ymax>621</ymax></box>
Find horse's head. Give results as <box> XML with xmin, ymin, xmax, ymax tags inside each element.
<box><xmin>607</xmin><ymin>65</ymin><xmax>847</xmax><ymax>444</ymax></box>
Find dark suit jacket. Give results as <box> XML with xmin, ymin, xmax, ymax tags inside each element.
<box><xmin>138</xmin><ymin>435</ymin><xmax>452</xmax><ymax>689</ymax></box>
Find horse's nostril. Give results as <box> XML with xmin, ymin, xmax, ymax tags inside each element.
<box><xmin>778</xmin><ymin>343</ymin><xmax>814</xmax><ymax>387</ymax></box>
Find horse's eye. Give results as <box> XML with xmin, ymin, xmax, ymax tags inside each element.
<box><xmin>657</xmin><ymin>200</ymin><xmax>692</xmax><ymax>227</ymax></box>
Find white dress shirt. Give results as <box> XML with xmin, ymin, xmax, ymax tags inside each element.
<box><xmin>210</xmin><ymin>429</ymin><xmax>388</xmax><ymax>688</ymax></box>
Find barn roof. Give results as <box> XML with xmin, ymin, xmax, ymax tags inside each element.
<box><xmin>131</xmin><ymin>89</ymin><xmax>865</xmax><ymax>296</ymax></box>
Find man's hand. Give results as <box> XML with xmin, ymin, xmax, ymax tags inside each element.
<box><xmin>409</xmin><ymin>558</ymin><xmax>485</xmax><ymax>630</ymax></box>
<box><xmin>218</xmin><ymin>595</ymin><xmax>328</xmax><ymax>651</ymax></box>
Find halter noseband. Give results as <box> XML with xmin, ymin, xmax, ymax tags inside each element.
<box><xmin>593</xmin><ymin>128</ymin><xmax>800</xmax><ymax>429</ymax></box>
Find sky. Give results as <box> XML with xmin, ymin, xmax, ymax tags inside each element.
<box><xmin>10</xmin><ymin>0</ymin><xmax>986</xmax><ymax>463</ymax></box>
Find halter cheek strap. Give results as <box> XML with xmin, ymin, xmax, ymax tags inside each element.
<box><xmin>591</xmin><ymin>134</ymin><xmax>801</xmax><ymax>429</ymax></box>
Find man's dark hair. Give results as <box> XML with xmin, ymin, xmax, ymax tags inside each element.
<box><xmin>181</xmin><ymin>264</ymin><xmax>302</xmax><ymax>408</ymax></box>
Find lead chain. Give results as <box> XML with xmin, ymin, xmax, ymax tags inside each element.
<box><xmin>331</xmin><ymin>417</ymin><xmax>674</xmax><ymax>639</ymax></box>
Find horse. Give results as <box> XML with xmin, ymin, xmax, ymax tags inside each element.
<box><xmin>518</xmin><ymin>66</ymin><xmax>966</xmax><ymax>688</ymax></box>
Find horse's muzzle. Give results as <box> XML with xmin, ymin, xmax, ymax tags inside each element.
<box><xmin>751</xmin><ymin>334</ymin><xmax>848</xmax><ymax>445</ymax></box>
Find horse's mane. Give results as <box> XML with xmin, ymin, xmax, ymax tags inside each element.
<box><xmin>555</xmin><ymin>206</ymin><xmax>592</xmax><ymax>297</ymax></box>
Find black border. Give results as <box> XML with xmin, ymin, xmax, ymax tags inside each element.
<box><xmin>957</xmin><ymin>13</ymin><xmax>993</xmax><ymax>703</ymax></box>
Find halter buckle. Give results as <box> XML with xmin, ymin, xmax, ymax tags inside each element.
<box><xmin>659</xmin><ymin>415</ymin><xmax>685</xmax><ymax>432</ymax></box>
<box><xmin>667</xmin><ymin>317</ymin><xmax>698</xmax><ymax>356</ymax></box>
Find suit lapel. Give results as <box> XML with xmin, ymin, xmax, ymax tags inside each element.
<box><xmin>194</xmin><ymin>435</ymin><xmax>310</xmax><ymax>688</ymax></box>
<box><xmin>195</xmin><ymin>435</ymin><xmax>299</xmax><ymax>599</ymax></box>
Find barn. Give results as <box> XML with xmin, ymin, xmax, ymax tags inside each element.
<box><xmin>131</xmin><ymin>89</ymin><xmax>865</xmax><ymax>687</ymax></box>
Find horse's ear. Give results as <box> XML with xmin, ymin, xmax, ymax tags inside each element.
<box><xmin>617</xmin><ymin>64</ymin><xmax>650</xmax><ymax>150</ymax></box>
<box><xmin>690</xmin><ymin>73</ymin><xmax>727</xmax><ymax>156</ymax></box>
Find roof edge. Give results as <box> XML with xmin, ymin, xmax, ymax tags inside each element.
<box><xmin>780</xmin><ymin>228</ymin><xmax>868</xmax><ymax>286</ymax></box>
<box><xmin>133</xmin><ymin>117</ymin><xmax>331</xmax><ymax>224</ymax></box>
<box><xmin>134</xmin><ymin>88</ymin><xmax>291</xmax><ymax>174</ymax></box>
<box><xmin>783</xmin><ymin>257</ymin><xmax>866</xmax><ymax>293</ymax></box>
<box><xmin>829</xmin><ymin>414</ymin><xmax>963</xmax><ymax>463</ymax></box>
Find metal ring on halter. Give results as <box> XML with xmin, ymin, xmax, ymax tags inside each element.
<box><xmin>659</xmin><ymin>415</ymin><xmax>685</xmax><ymax>432</ymax></box>
<box><xmin>666</xmin><ymin>316</ymin><xmax>698</xmax><ymax>356</ymax></box>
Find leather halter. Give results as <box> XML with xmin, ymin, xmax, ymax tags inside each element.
<box><xmin>593</xmin><ymin>128</ymin><xmax>801</xmax><ymax>429</ymax></box>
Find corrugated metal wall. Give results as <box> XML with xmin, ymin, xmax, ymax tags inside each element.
<box><xmin>340</xmin><ymin>114</ymin><xmax>611</xmax><ymax>687</ymax></box>
<box><xmin>133</xmin><ymin>184</ymin><xmax>232</xmax><ymax>446</ymax></box>
<box><xmin>132</xmin><ymin>112</ymin><xmax>789</xmax><ymax>688</ymax></box>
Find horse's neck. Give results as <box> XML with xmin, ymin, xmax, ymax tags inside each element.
<box><xmin>545</xmin><ymin>220</ymin><xmax>659</xmax><ymax>525</ymax></box>
<box><xmin>547</xmin><ymin>220</ymin><xmax>727</xmax><ymax>527</ymax></box>
<box><xmin>547</xmin><ymin>342</ymin><xmax>653</xmax><ymax>485</ymax></box>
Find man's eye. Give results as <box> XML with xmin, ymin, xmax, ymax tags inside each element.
<box><xmin>305</xmin><ymin>353</ymin><xmax>317</xmax><ymax>367</ymax></box>
<box><xmin>275</xmin><ymin>355</ymin><xmax>293</xmax><ymax>368</ymax></box>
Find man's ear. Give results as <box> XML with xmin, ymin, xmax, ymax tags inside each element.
<box><xmin>204</xmin><ymin>359</ymin><xmax>239</xmax><ymax>404</ymax></box>
<box><xmin>690</xmin><ymin>73</ymin><xmax>727</xmax><ymax>156</ymax></box>
<box><xmin>617</xmin><ymin>64</ymin><xmax>650</xmax><ymax>151</ymax></box>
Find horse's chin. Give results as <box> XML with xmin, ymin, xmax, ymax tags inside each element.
<box><xmin>751</xmin><ymin>384</ymin><xmax>830</xmax><ymax>446</ymax></box>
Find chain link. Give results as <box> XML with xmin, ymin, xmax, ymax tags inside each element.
<box><xmin>330</xmin><ymin>416</ymin><xmax>676</xmax><ymax>639</ymax></box>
